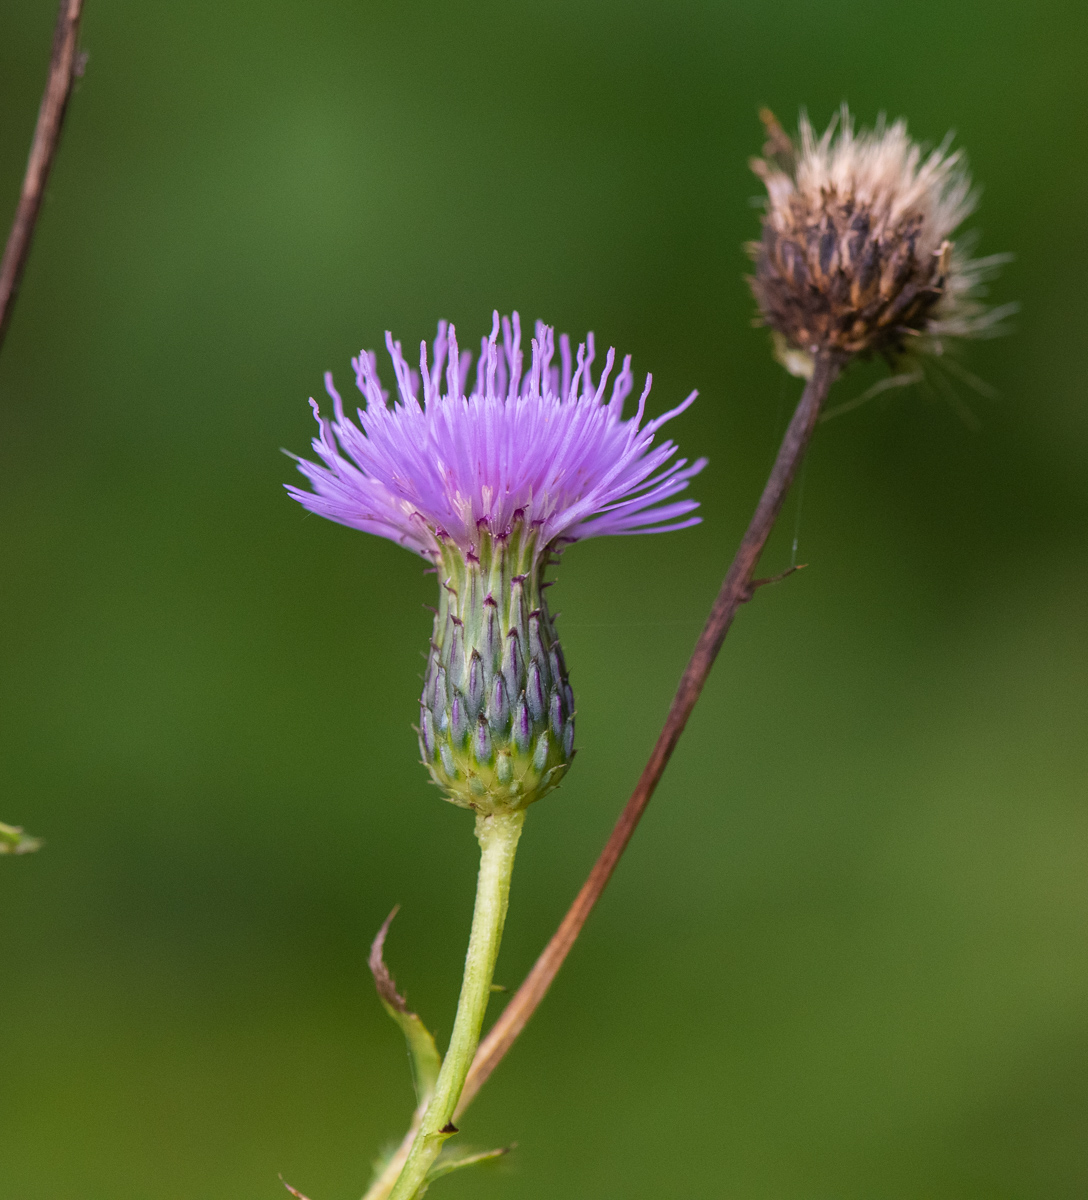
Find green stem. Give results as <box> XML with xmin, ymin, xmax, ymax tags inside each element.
<box><xmin>387</xmin><ymin>808</ymin><xmax>526</xmax><ymax>1200</ymax></box>
<box><xmin>361</xmin><ymin>1110</ymin><xmax>423</xmax><ymax>1200</ymax></box>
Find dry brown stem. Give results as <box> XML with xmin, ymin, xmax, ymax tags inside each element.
<box><xmin>456</xmin><ymin>351</ymin><xmax>841</xmax><ymax>1117</ymax></box>
<box><xmin>0</xmin><ymin>0</ymin><xmax>86</xmax><ymax>352</ymax></box>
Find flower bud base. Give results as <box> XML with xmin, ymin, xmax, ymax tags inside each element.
<box><xmin>418</xmin><ymin>525</ymin><xmax>575</xmax><ymax>814</ymax></box>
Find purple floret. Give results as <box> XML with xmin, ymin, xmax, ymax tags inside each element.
<box><xmin>287</xmin><ymin>312</ymin><xmax>706</xmax><ymax>559</ymax></box>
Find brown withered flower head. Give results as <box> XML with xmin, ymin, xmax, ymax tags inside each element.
<box><xmin>748</xmin><ymin>107</ymin><xmax>1012</xmax><ymax>376</ymax></box>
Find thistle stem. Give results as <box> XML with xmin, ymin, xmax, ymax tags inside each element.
<box><xmin>361</xmin><ymin>1109</ymin><xmax>424</xmax><ymax>1200</ymax></box>
<box><xmin>457</xmin><ymin>352</ymin><xmax>841</xmax><ymax>1115</ymax></box>
<box><xmin>386</xmin><ymin>808</ymin><xmax>526</xmax><ymax>1200</ymax></box>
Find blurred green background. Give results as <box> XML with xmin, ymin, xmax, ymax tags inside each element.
<box><xmin>1</xmin><ymin>0</ymin><xmax>1086</xmax><ymax>1196</ymax></box>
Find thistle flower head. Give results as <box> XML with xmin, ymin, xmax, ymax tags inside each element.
<box><xmin>288</xmin><ymin>313</ymin><xmax>706</xmax><ymax>814</ymax></box>
<box><xmin>288</xmin><ymin>312</ymin><xmax>705</xmax><ymax>562</ymax></box>
<box><xmin>748</xmin><ymin>107</ymin><xmax>1012</xmax><ymax>371</ymax></box>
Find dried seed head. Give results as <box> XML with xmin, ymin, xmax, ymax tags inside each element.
<box><xmin>748</xmin><ymin>107</ymin><xmax>1011</xmax><ymax>372</ymax></box>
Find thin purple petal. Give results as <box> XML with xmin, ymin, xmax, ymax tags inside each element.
<box><xmin>287</xmin><ymin>312</ymin><xmax>706</xmax><ymax>558</ymax></box>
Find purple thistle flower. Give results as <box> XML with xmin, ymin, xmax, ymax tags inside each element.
<box><xmin>287</xmin><ymin>312</ymin><xmax>706</xmax><ymax>560</ymax></box>
<box><xmin>288</xmin><ymin>312</ymin><xmax>706</xmax><ymax>815</ymax></box>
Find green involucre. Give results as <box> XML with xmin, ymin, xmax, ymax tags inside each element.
<box><xmin>418</xmin><ymin>525</ymin><xmax>575</xmax><ymax>813</ymax></box>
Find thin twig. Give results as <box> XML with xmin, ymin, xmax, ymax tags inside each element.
<box><xmin>456</xmin><ymin>351</ymin><xmax>841</xmax><ymax>1117</ymax></box>
<box><xmin>0</xmin><ymin>0</ymin><xmax>86</xmax><ymax>353</ymax></box>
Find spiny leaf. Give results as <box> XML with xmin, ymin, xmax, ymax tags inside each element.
<box><xmin>0</xmin><ymin>822</ymin><xmax>42</xmax><ymax>855</ymax></box>
<box><xmin>368</xmin><ymin>906</ymin><xmax>442</xmax><ymax>1107</ymax></box>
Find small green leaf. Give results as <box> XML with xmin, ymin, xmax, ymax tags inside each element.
<box><xmin>425</xmin><ymin>1143</ymin><xmax>512</xmax><ymax>1184</ymax></box>
<box><xmin>368</xmin><ymin>907</ymin><xmax>442</xmax><ymax>1108</ymax></box>
<box><xmin>0</xmin><ymin>822</ymin><xmax>42</xmax><ymax>855</ymax></box>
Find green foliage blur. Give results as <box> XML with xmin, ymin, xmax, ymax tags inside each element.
<box><xmin>1</xmin><ymin>0</ymin><xmax>1086</xmax><ymax>1196</ymax></box>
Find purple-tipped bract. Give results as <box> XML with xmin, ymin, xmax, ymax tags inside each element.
<box><xmin>287</xmin><ymin>312</ymin><xmax>706</xmax><ymax>558</ymax></box>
